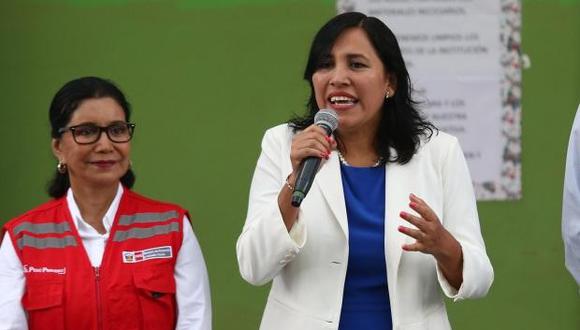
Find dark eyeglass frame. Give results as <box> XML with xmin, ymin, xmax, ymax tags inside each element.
<box><xmin>58</xmin><ymin>122</ymin><xmax>136</xmax><ymax>145</ymax></box>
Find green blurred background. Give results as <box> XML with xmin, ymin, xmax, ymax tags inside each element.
<box><xmin>0</xmin><ymin>0</ymin><xmax>578</xmax><ymax>328</ymax></box>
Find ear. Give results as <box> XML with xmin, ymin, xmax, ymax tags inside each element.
<box><xmin>385</xmin><ymin>72</ymin><xmax>398</xmax><ymax>95</ymax></box>
<box><xmin>51</xmin><ymin>138</ymin><xmax>64</xmax><ymax>162</ymax></box>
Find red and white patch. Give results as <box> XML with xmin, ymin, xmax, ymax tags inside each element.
<box><xmin>122</xmin><ymin>246</ymin><xmax>173</xmax><ymax>263</ymax></box>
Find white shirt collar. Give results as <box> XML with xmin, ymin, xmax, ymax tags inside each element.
<box><xmin>66</xmin><ymin>183</ymin><xmax>124</xmax><ymax>236</ymax></box>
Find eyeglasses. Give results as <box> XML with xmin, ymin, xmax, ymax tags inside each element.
<box><xmin>58</xmin><ymin>122</ymin><xmax>136</xmax><ymax>145</ymax></box>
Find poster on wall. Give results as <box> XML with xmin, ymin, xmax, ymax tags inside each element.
<box><xmin>337</xmin><ymin>0</ymin><xmax>522</xmax><ymax>200</ymax></box>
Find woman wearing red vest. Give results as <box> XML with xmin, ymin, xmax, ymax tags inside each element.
<box><xmin>0</xmin><ymin>77</ymin><xmax>212</xmax><ymax>330</ymax></box>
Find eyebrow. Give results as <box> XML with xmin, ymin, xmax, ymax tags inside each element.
<box><xmin>345</xmin><ymin>53</ymin><xmax>369</xmax><ymax>60</ymax></box>
<box><xmin>68</xmin><ymin>120</ymin><xmax>126</xmax><ymax>127</ymax></box>
<box><xmin>321</xmin><ymin>52</ymin><xmax>369</xmax><ymax>60</ymax></box>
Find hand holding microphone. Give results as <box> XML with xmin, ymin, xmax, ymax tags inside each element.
<box><xmin>289</xmin><ymin>109</ymin><xmax>339</xmax><ymax>207</ymax></box>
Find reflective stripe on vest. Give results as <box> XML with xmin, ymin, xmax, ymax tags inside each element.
<box><xmin>113</xmin><ymin>222</ymin><xmax>179</xmax><ymax>242</ymax></box>
<box><xmin>118</xmin><ymin>210</ymin><xmax>178</xmax><ymax>226</ymax></box>
<box><xmin>13</xmin><ymin>221</ymin><xmax>71</xmax><ymax>235</ymax></box>
<box><xmin>17</xmin><ymin>234</ymin><xmax>77</xmax><ymax>250</ymax></box>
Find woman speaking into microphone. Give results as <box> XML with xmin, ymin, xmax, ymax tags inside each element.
<box><xmin>236</xmin><ymin>12</ymin><xmax>493</xmax><ymax>330</ymax></box>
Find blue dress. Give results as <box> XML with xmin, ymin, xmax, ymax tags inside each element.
<box><xmin>338</xmin><ymin>163</ymin><xmax>392</xmax><ymax>330</ymax></box>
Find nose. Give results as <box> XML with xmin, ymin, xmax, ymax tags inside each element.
<box><xmin>329</xmin><ymin>64</ymin><xmax>350</xmax><ymax>87</ymax></box>
<box><xmin>93</xmin><ymin>130</ymin><xmax>114</xmax><ymax>152</ymax></box>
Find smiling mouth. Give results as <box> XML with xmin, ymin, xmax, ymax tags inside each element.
<box><xmin>328</xmin><ymin>95</ymin><xmax>358</xmax><ymax>106</ymax></box>
<box><xmin>90</xmin><ymin>161</ymin><xmax>117</xmax><ymax>167</ymax></box>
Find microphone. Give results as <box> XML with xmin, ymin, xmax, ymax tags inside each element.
<box><xmin>291</xmin><ymin>109</ymin><xmax>339</xmax><ymax>207</ymax></box>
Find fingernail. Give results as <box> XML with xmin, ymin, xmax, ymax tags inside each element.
<box><xmin>399</xmin><ymin>211</ymin><xmax>407</xmax><ymax>217</ymax></box>
<box><xmin>324</xmin><ymin>136</ymin><xmax>330</xmax><ymax>142</ymax></box>
<box><xmin>409</xmin><ymin>202</ymin><xmax>417</xmax><ymax>208</ymax></box>
<box><xmin>398</xmin><ymin>225</ymin><xmax>404</xmax><ymax>232</ymax></box>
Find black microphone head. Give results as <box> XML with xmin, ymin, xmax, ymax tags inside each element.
<box><xmin>314</xmin><ymin>109</ymin><xmax>339</xmax><ymax>134</ymax></box>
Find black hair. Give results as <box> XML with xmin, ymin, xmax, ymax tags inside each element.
<box><xmin>47</xmin><ymin>76</ymin><xmax>135</xmax><ymax>198</ymax></box>
<box><xmin>290</xmin><ymin>12</ymin><xmax>436</xmax><ymax>164</ymax></box>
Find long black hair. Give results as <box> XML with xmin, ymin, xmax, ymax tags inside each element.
<box><xmin>47</xmin><ymin>76</ymin><xmax>135</xmax><ymax>198</ymax></box>
<box><xmin>290</xmin><ymin>12</ymin><xmax>436</xmax><ymax>164</ymax></box>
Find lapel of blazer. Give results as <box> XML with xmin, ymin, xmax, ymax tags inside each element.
<box><xmin>385</xmin><ymin>161</ymin><xmax>412</xmax><ymax>285</ymax></box>
<box><xmin>313</xmin><ymin>151</ymin><xmax>412</xmax><ymax>269</ymax></box>
<box><xmin>315</xmin><ymin>151</ymin><xmax>349</xmax><ymax>238</ymax></box>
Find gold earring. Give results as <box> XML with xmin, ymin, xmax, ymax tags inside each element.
<box><xmin>57</xmin><ymin>161</ymin><xmax>67</xmax><ymax>174</ymax></box>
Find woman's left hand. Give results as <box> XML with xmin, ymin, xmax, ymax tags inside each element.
<box><xmin>398</xmin><ymin>193</ymin><xmax>463</xmax><ymax>289</ymax></box>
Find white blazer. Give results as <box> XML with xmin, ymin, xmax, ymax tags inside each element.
<box><xmin>237</xmin><ymin>124</ymin><xmax>493</xmax><ymax>330</ymax></box>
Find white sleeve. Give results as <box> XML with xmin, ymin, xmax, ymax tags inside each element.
<box><xmin>562</xmin><ymin>105</ymin><xmax>580</xmax><ymax>287</ymax></box>
<box><xmin>0</xmin><ymin>234</ymin><xmax>28</xmax><ymax>330</ymax></box>
<box><xmin>435</xmin><ymin>137</ymin><xmax>494</xmax><ymax>301</ymax></box>
<box><xmin>236</xmin><ymin>126</ymin><xmax>306</xmax><ymax>286</ymax></box>
<box><xmin>174</xmin><ymin>216</ymin><xmax>212</xmax><ymax>330</ymax></box>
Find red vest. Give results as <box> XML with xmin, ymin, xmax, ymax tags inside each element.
<box><xmin>3</xmin><ymin>189</ymin><xmax>187</xmax><ymax>330</ymax></box>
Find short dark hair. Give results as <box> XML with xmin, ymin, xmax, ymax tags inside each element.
<box><xmin>47</xmin><ymin>76</ymin><xmax>135</xmax><ymax>198</ymax></box>
<box><xmin>290</xmin><ymin>11</ymin><xmax>436</xmax><ymax>164</ymax></box>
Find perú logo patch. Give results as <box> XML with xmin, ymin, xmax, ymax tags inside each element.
<box><xmin>122</xmin><ymin>246</ymin><xmax>173</xmax><ymax>263</ymax></box>
<box><xmin>23</xmin><ymin>265</ymin><xmax>66</xmax><ymax>275</ymax></box>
